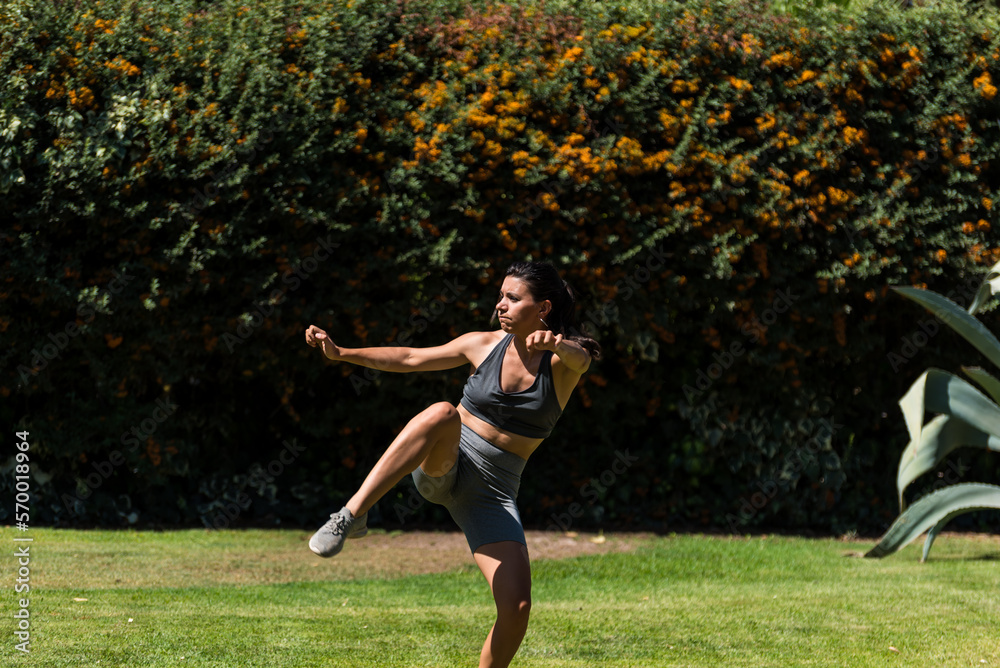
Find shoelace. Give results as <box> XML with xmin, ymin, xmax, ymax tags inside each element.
<box><xmin>320</xmin><ymin>514</ymin><xmax>350</xmax><ymax>536</ymax></box>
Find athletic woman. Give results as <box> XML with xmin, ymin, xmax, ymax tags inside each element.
<box><xmin>304</xmin><ymin>261</ymin><xmax>601</xmax><ymax>668</ymax></box>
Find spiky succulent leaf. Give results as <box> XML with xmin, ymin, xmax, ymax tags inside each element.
<box><xmin>896</xmin><ymin>413</ymin><xmax>1000</xmax><ymax>510</ymax></box>
<box><xmin>921</xmin><ymin>509</ymin><xmax>971</xmax><ymax>563</ymax></box>
<box><xmin>961</xmin><ymin>366</ymin><xmax>1000</xmax><ymax>405</ymax></box>
<box><xmin>865</xmin><ymin>483</ymin><xmax>1000</xmax><ymax>559</ymax></box>
<box><xmin>892</xmin><ymin>287</ymin><xmax>1000</xmax><ymax>370</ymax></box>
<box><xmin>966</xmin><ymin>259</ymin><xmax>1000</xmax><ymax>316</ymax></box>
<box><xmin>898</xmin><ymin>368</ymin><xmax>1000</xmax><ymax>454</ymax></box>
<box><xmin>877</xmin><ymin>262</ymin><xmax>1000</xmax><ymax>560</ymax></box>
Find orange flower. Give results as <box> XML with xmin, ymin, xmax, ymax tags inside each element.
<box><xmin>726</xmin><ymin>76</ymin><xmax>752</xmax><ymax>93</ymax></box>
<box><xmin>827</xmin><ymin>187</ymin><xmax>851</xmax><ymax>206</ymax></box>
<box><xmin>764</xmin><ymin>51</ymin><xmax>798</xmax><ymax>69</ymax></box>
<box><xmin>106</xmin><ymin>56</ymin><xmax>139</xmax><ymax>77</ymax></box>
<box><xmin>843</xmin><ymin>126</ymin><xmax>865</xmax><ymax>146</ymax></box>
<box><xmin>562</xmin><ymin>46</ymin><xmax>584</xmax><ymax>63</ymax></box>
<box><xmin>974</xmin><ymin>71</ymin><xmax>997</xmax><ymax>99</ymax></box>
<box><xmin>68</xmin><ymin>86</ymin><xmax>95</xmax><ymax>111</ymax></box>
<box><xmin>45</xmin><ymin>80</ymin><xmax>65</xmax><ymax>100</ymax></box>
<box><xmin>755</xmin><ymin>114</ymin><xmax>776</xmax><ymax>132</ymax></box>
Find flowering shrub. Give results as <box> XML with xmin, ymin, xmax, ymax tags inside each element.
<box><xmin>2</xmin><ymin>0</ymin><xmax>998</xmax><ymax>532</ymax></box>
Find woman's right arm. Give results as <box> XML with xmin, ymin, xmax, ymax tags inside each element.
<box><xmin>305</xmin><ymin>325</ymin><xmax>491</xmax><ymax>373</ymax></box>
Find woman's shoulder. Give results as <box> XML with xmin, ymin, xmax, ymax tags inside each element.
<box><xmin>467</xmin><ymin>329</ymin><xmax>507</xmax><ymax>352</ymax></box>
<box><xmin>454</xmin><ymin>330</ymin><xmax>506</xmax><ymax>368</ymax></box>
<box><xmin>455</xmin><ymin>330</ymin><xmax>505</xmax><ymax>345</ymax></box>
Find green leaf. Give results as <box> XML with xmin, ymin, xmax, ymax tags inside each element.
<box><xmin>922</xmin><ymin>508</ymin><xmax>969</xmax><ymax>563</ymax></box>
<box><xmin>891</xmin><ymin>286</ymin><xmax>1000</xmax><ymax>370</ymax></box>
<box><xmin>865</xmin><ymin>483</ymin><xmax>1000</xmax><ymax>560</ymax></box>
<box><xmin>966</xmin><ymin>259</ymin><xmax>1000</xmax><ymax>316</ymax></box>
<box><xmin>898</xmin><ymin>368</ymin><xmax>1000</xmax><ymax>459</ymax></box>
<box><xmin>896</xmin><ymin>413</ymin><xmax>1000</xmax><ymax>510</ymax></box>
<box><xmin>962</xmin><ymin>366</ymin><xmax>1000</xmax><ymax>405</ymax></box>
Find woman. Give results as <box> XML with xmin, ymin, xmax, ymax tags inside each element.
<box><xmin>304</xmin><ymin>261</ymin><xmax>600</xmax><ymax>668</ymax></box>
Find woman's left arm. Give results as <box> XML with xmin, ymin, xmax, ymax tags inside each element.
<box><xmin>526</xmin><ymin>332</ymin><xmax>591</xmax><ymax>375</ymax></box>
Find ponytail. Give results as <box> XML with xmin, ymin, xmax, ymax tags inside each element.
<box><xmin>556</xmin><ymin>281</ymin><xmax>602</xmax><ymax>361</ymax></box>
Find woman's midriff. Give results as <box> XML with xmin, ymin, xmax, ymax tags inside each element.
<box><xmin>457</xmin><ymin>403</ymin><xmax>540</xmax><ymax>461</ymax></box>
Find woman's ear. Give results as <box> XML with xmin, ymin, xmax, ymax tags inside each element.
<box><xmin>539</xmin><ymin>300</ymin><xmax>552</xmax><ymax>319</ymax></box>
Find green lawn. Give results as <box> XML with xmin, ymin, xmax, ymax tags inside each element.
<box><xmin>2</xmin><ymin>527</ymin><xmax>998</xmax><ymax>666</ymax></box>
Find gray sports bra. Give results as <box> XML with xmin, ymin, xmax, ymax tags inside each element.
<box><xmin>460</xmin><ymin>333</ymin><xmax>563</xmax><ymax>439</ymax></box>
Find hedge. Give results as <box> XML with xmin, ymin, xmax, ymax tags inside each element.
<box><xmin>1</xmin><ymin>0</ymin><xmax>999</xmax><ymax>534</ymax></box>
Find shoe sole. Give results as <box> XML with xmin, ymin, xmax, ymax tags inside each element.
<box><xmin>308</xmin><ymin>536</ymin><xmax>344</xmax><ymax>558</ymax></box>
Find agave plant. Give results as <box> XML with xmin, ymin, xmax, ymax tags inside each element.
<box><xmin>866</xmin><ymin>260</ymin><xmax>1000</xmax><ymax>561</ymax></box>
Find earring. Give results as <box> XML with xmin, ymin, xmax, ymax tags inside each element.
<box><xmin>539</xmin><ymin>316</ymin><xmax>550</xmax><ymax>329</ymax></box>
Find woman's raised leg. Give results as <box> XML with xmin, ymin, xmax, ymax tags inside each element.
<box><xmin>473</xmin><ymin>541</ymin><xmax>532</xmax><ymax>668</ymax></box>
<box><xmin>310</xmin><ymin>402</ymin><xmax>461</xmax><ymax>557</ymax></box>
<box><xmin>346</xmin><ymin>401</ymin><xmax>461</xmax><ymax>518</ymax></box>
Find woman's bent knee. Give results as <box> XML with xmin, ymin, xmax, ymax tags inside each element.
<box><xmin>428</xmin><ymin>401</ymin><xmax>459</xmax><ymax>420</ymax></box>
<box><xmin>420</xmin><ymin>402</ymin><xmax>460</xmax><ymax>431</ymax></box>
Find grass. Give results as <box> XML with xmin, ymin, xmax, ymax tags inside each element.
<box><xmin>2</xmin><ymin>527</ymin><xmax>999</xmax><ymax>666</ymax></box>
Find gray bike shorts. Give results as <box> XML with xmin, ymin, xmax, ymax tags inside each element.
<box><xmin>411</xmin><ymin>423</ymin><xmax>528</xmax><ymax>553</ymax></box>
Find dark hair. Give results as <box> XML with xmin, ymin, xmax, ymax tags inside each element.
<box><xmin>501</xmin><ymin>261</ymin><xmax>602</xmax><ymax>361</ymax></box>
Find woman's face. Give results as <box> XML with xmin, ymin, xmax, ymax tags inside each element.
<box><xmin>496</xmin><ymin>276</ymin><xmax>549</xmax><ymax>332</ymax></box>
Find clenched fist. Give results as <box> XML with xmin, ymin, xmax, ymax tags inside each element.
<box><xmin>305</xmin><ymin>325</ymin><xmax>341</xmax><ymax>361</ymax></box>
<box><xmin>525</xmin><ymin>330</ymin><xmax>563</xmax><ymax>354</ymax></box>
